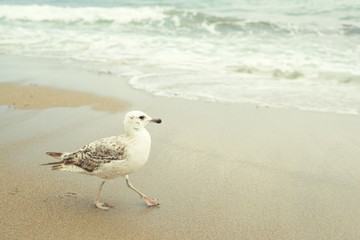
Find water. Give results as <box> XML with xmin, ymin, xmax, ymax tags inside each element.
<box><xmin>1</xmin><ymin>0</ymin><xmax>359</xmax><ymax>114</ymax></box>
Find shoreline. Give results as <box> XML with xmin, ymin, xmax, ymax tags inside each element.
<box><xmin>1</xmin><ymin>54</ymin><xmax>360</xmax><ymax>239</ymax></box>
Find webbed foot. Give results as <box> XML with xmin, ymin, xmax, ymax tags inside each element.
<box><xmin>141</xmin><ymin>196</ymin><xmax>159</xmax><ymax>207</ymax></box>
<box><xmin>95</xmin><ymin>201</ymin><xmax>114</xmax><ymax>210</ymax></box>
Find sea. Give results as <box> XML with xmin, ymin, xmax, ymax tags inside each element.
<box><xmin>0</xmin><ymin>0</ymin><xmax>359</xmax><ymax>114</ymax></box>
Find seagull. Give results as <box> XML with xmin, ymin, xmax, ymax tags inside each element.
<box><xmin>41</xmin><ymin>111</ymin><xmax>162</xmax><ymax>210</ymax></box>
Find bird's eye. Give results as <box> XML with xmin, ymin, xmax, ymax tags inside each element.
<box><xmin>139</xmin><ymin>116</ymin><xmax>145</xmax><ymax>120</ymax></box>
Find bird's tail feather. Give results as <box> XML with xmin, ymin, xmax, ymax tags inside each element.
<box><xmin>45</xmin><ymin>152</ymin><xmax>65</xmax><ymax>160</ymax></box>
<box><xmin>40</xmin><ymin>160</ymin><xmax>64</xmax><ymax>166</ymax></box>
<box><xmin>41</xmin><ymin>152</ymin><xmax>66</xmax><ymax>169</ymax></box>
<box><xmin>51</xmin><ymin>165</ymin><xmax>63</xmax><ymax>170</ymax></box>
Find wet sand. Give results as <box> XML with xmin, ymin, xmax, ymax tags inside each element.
<box><xmin>1</xmin><ymin>55</ymin><xmax>360</xmax><ymax>239</ymax></box>
<box><xmin>0</xmin><ymin>82</ymin><xmax>128</xmax><ymax>113</ymax></box>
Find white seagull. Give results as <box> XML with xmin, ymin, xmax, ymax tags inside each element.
<box><xmin>42</xmin><ymin>111</ymin><xmax>162</xmax><ymax>210</ymax></box>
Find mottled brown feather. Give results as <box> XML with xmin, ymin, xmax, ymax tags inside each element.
<box><xmin>43</xmin><ymin>136</ymin><xmax>127</xmax><ymax>172</ymax></box>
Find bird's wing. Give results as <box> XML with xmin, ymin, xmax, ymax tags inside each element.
<box><xmin>63</xmin><ymin>136</ymin><xmax>127</xmax><ymax>172</ymax></box>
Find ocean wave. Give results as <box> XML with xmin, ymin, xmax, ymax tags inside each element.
<box><xmin>1</xmin><ymin>3</ymin><xmax>359</xmax><ymax>115</ymax></box>
<box><xmin>317</xmin><ymin>71</ymin><xmax>360</xmax><ymax>84</ymax></box>
<box><xmin>342</xmin><ymin>24</ymin><xmax>360</xmax><ymax>35</ymax></box>
<box><xmin>0</xmin><ymin>4</ymin><xmax>339</xmax><ymax>35</ymax></box>
<box><xmin>228</xmin><ymin>66</ymin><xmax>304</xmax><ymax>80</ymax></box>
<box><xmin>0</xmin><ymin>5</ymin><xmax>168</xmax><ymax>24</ymax></box>
<box><xmin>128</xmin><ymin>71</ymin><xmax>360</xmax><ymax>115</ymax></box>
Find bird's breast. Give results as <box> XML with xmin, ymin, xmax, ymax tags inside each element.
<box><xmin>125</xmin><ymin>130</ymin><xmax>152</xmax><ymax>173</ymax></box>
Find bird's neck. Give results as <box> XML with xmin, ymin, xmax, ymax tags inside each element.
<box><xmin>126</xmin><ymin>127</ymin><xmax>149</xmax><ymax>138</ymax></box>
<box><xmin>126</xmin><ymin>128</ymin><xmax>151</xmax><ymax>149</ymax></box>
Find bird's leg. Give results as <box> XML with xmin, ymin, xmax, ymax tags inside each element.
<box><xmin>125</xmin><ymin>175</ymin><xmax>159</xmax><ymax>207</ymax></box>
<box><xmin>94</xmin><ymin>181</ymin><xmax>113</xmax><ymax>210</ymax></box>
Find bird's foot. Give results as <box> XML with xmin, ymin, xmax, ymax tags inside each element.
<box><xmin>141</xmin><ymin>196</ymin><xmax>159</xmax><ymax>207</ymax></box>
<box><xmin>95</xmin><ymin>201</ymin><xmax>114</xmax><ymax>210</ymax></box>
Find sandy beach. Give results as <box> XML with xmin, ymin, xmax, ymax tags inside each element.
<box><xmin>1</xmin><ymin>55</ymin><xmax>360</xmax><ymax>239</ymax></box>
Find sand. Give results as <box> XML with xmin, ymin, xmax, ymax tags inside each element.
<box><xmin>0</xmin><ymin>82</ymin><xmax>128</xmax><ymax>113</ymax></box>
<box><xmin>1</xmin><ymin>55</ymin><xmax>360</xmax><ymax>240</ymax></box>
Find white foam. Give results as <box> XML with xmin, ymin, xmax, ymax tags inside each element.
<box><xmin>128</xmin><ymin>70</ymin><xmax>360</xmax><ymax>115</ymax></box>
<box><xmin>0</xmin><ymin>4</ymin><xmax>168</xmax><ymax>23</ymax></box>
<box><xmin>1</xmin><ymin>4</ymin><xmax>359</xmax><ymax>115</ymax></box>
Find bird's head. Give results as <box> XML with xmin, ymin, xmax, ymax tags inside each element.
<box><xmin>124</xmin><ymin>111</ymin><xmax>162</xmax><ymax>134</ymax></box>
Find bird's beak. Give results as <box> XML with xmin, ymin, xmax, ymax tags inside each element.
<box><xmin>150</xmin><ymin>118</ymin><xmax>162</xmax><ymax>124</ymax></box>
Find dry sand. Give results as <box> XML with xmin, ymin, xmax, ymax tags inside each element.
<box><xmin>1</xmin><ymin>55</ymin><xmax>360</xmax><ymax>239</ymax></box>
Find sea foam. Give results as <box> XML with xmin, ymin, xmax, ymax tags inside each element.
<box><xmin>0</xmin><ymin>3</ymin><xmax>359</xmax><ymax>115</ymax></box>
<box><xmin>0</xmin><ymin>5</ymin><xmax>167</xmax><ymax>23</ymax></box>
